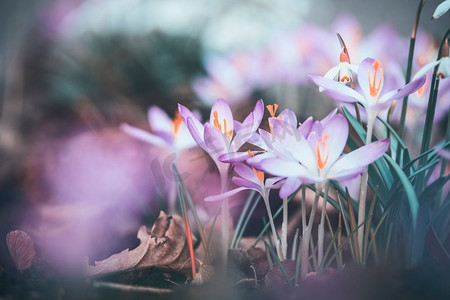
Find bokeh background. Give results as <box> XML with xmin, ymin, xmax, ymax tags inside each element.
<box><xmin>0</xmin><ymin>0</ymin><xmax>449</xmax><ymax>273</ymax></box>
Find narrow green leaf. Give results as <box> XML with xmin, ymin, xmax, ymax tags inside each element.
<box><xmin>383</xmin><ymin>155</ymin><xmax>419</xmax><ymax>229</ymax></box>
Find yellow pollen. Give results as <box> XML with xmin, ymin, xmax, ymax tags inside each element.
<box><xmin>316</xmin><ymin>133</ymin><xmax>330</xmax><ymax>170</ymax></box>
<box><xmin>368</xmin><ymin>60</ymin><xmax>383</xmax><ymax>98</ymax></box>
<box><xmin>247</xmin><ymin>150</ymin><xmax>265</xmax><ymax>181</ymax></box>
<box><xmin>173</xmin><ymin>111</ymin><xmax>183</xmax><ymax>137</ymax></box>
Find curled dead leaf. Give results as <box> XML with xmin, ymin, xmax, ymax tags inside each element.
<box><xmin>86</xmin><ymin>211</ymin><xmax>196</xmax><ymax>277</ymax></box>
<box><xmin>6</xmin><ymin>230</ymin><xmax>36</xmax><ymax>271</ymax></box>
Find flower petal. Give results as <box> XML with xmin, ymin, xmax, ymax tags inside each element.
<box><xmin>433</xmin><ymin>0</ymin><xmax>450</xmax><ymax>19</ymax></box>
<box><xmin>412</xmin><ymin>60</ymin><xmax>440</xmax><ymax>80</ymax></box>
<box><xmin>148</xmin><ymin>106</ymin><xmax>173</xmax><ymax>137</ymax></box>
<box><xmin>120</xmin><ymin>123</ymin><xmax>169</xmax><ymax>147</ymax></box>
<box><xmin>219</xmin><ymin>151</ymin><xmax>263</xmax><ymax>163</ymax></box>
<box><xmin>256</xmin><ymin>158</ymin><xmax>312</xmax><ymax>178</ymax></box>
<box><xmin>322</xmin><ymin>114</ymin><xmax>349</xmax><ymax>168</ymax></box>
<box><xmin>298</xmin><ymin>116</ymin><xmax>314</xmax><ymax>137</ymax></box>
<box><xmin>357</xmin><ymin>57</ymin><xmax>384</xmax><ymax>101</ymax></box>
<box><xmin>204</xmin><ymin>123</ymin><xmax>229</xmax><ymax>158</ymax></box>
<box><xmin>309</xmin><ymin>75</ymin><xmax>364</xmax><ymax>104</ymax></box>
<box><xmin>178</xmin><ymin>104</ymin><xmax>204</xmax><ymax>138</ymax></box>
<box><xmin>209</xmin><ymin>98</ymin><xmax>234</xmax><ymax>138</ymax></box>
<box><xmin>205</xmin><ymin>187</ymin><xmax>252</xmax><ymax>202</ymax></box>
<box><xmin>320</xmin><ymin>65</ymin><xmax>341</xmax><ymax>91</ymax></box>
<box><xmin>234</xmin><ymin>163</ymin><xmax>259</xmax><ymax>183</ymax></box>
<box><xmin>279</xmin><ymin>177</ymin><xmax>302</xmax><ymax>199</ymax></box>
<box><xmin>279</xmin><ymin>108</ymin><xmax>298</xmax><ymax>127</ymax></box>
<box><xmin>186</xmin><ymin>117</ymin><xmax>207</xmax><ymax>151</ymax></box>
<box><xmin>328</xmin><ymin>139</ymin><xmax>390</xmax><ymax>178</ymax></box>
<box><xmin>379</xmin><ymin>76</ymin><xmax>426</xmax><ymax>104</ymax></box>
<box><xmin>232</xmin><ymin>177</ymin><xmax>261</xmax><ymax>190</ymax></box>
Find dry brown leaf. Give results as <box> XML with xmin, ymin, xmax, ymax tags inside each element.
<box><xmin>6</xmin><ymin>230</ymin><xmax>36</xmax><ymax>271</ymax></box>
<box><xmin>86</xmin><ymin>211</ymin><xmax>194</xmax><ymax>277</ymax></box>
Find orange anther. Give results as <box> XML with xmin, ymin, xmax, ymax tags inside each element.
<box><xmin>247</xmin><ymin>150</ymin><xmax>264</xmax><ymax>181</ymax></box>
<box><xmin>173</xmin><ymin>111</ymin><xmax>183</xmax><ymax>137</ymax></box>
<box><xmin>316</xmin><ymin>133</ymin><xmax>330</xmax><ymax>170</ymax></box>
<box><xmin>368</xmin><ymin>60</ymin><xmax>383</xmax><ymax>98</ymax></box>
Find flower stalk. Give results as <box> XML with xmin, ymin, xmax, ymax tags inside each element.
<box><xmin>301</xmin><ymin>185</ymin><xmax>322</xmax><ymax>279</ymax></box>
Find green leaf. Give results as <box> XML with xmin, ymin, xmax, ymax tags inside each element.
<box><xmin>383</xmin><ymin>155</ymin><xmax>419</xmax><ymax>229</ymax></box>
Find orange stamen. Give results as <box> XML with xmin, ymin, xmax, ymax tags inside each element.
<box><xmin>340</xmin><ymin>76</ymin><xmax>350</xmax><ymax>83</ymax></box>
<box><xmin>173</xmin><ymin>111</ymin><xmax>183</xmax><ymax>137</ymax></box>
<box><xmin>247</xmin><ymin>150</ymin><xmax>265</xmax><ymax>181</ymax></box>
<box><xmin>368</xmin><ymin>60</ymin><xmax>383</xmax><ymax>98</ymax></box>
<box><xmin>316</xmin><ymin>133</ymin><xmax>330</xmax><ymax>170</ymax></box>
<box><xmin>266</xmin><ymin>104</ymin><xmax>279</xmax><ymax>118</ymax></box>
<box><xmin>213</xmin><ymin>110</ymin><xmax>233</xmax><ymax>140</ymax></box>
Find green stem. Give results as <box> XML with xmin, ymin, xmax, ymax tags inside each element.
<box><xmin>263</xmin><ymin>192</ymin><xmax>283</xmax><ymax>260</ymax></box>
<box><xmin>318</xmin><ymin>183</ymin><xmax>330</xmax><ymax>266</ymax></box>
<box><xmin>282</xmin><ymin>197</ymin><xmax>288</xmax><ymax>260</ymax></box>
<box><xmin>358</xmin><ymin>110</ymin><xmax>375</xmax><ymax>257</ymax></box>
<box><xmin>220</xmin><ymin>168</ymin><xmax>229</xmax><ymax>266</ymax></box>
<box><xmin>398</xmin><ymin>0</ymin><xmax>425</xmax><ymax>141</ymax></box>
<box><xmin>300</xmin><ymin>185</ymin><xmax>322</xmax><ymax>279</ymax></box>
<box><xmin>417</xmin><ymin>29</ymin><xmax>450</xmax><ymax>191</ymax></box>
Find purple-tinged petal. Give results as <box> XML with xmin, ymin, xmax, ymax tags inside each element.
<box><xmin>322</xmin><ymin>114</ymin><xmax>349</xmax><ymax>168</ymax></box>
<box><xmin>247</xmin><ymin>132</ymin><xmax>270</xmax><ymax>151</ymax></box>
<box><xmin>232</xmin><ymin>113</ymin><xmax>254</xmax><ymax>151</ymax></box>
<box><xmin>320</xmin><ymin>108</ymin><xmax>338</xmax><ymax>125</ymax></box>
<box><xmin>232</xmin><ymin>99</ymin><xmax>264</xmax><ymax>151</ymax></box>
<box><xmin>357</xmin><ymin>57</ymin><xmax>384</xmax><ymax>101</ymax></box>
<box><xmin>247</xmin><ymin>151</ymin><xmax>277</xmax><ymax>165</ymax></box>
<box><xmin>257</xmin><ymin>158</ymin><xmax>315</xmax><ymax>179</ymax></box>
<box><xmin>232</xmin><ymin>177</ymin><xmax>261</xmax><ymax>191</ymax></box>
<box><xmin>259</xmin><ymin>129</ymin><xmax>274</xmax><ymax>149</ymax></box>
<box><xmin>205</xmin><ymin>187</ymin><xmax>251</xmax><ymax>202</ymax></box>
<box><xmin>433</xmin><ymin>0</ymin><xmax>450</xmax><ymax>19</ymax></box>
<box><xmin>148</xmin><ymin>106</ymin><xmax>173</xmax><ymax>137</ymax></box>
<box><xmin>328</xmin><ymin>139</ymin><xmax>390</xmax><ymax>177</ymax></box>
<box><xmin>209</xmin><ymin>98</ymin><xmax>234</xmax><ymax>140</ymax></box>
<box><xmin>330</xmin><ymin>167</ymin><xmax>367</xmax><ymax>182</ymax></box>
<box><xmin>219</xmin><ymin>151</ymin><xmax>262</xmax><ymax>163</ymax></box>
<box><xmin>178</xmin><ymin>104</ymin><xmax>204</xmax><ymax>137</ymax></box>
<box><xmin>298</xmin><ymin>116</ymin><xmax>314</xmax><ymax>137</ymax></box>
<box><xmin>204</xmin><ymin>123</ymin><xmax>230</xmax><ymax>158</ymax></box>
<box><xmin>186</xmin><ymin>117</ymin><xmax>207</xmax><ymax>151</ymax></box>
<box><xmin>234</xmin><ymin>163</ymin><xmax>259</xmax><ymax>183</ymax></box>
<box><xmin>265</xmin><ymin>177</ymin><xmax>285</xmax><ymax>189</ymax></box>
<box><xmin>270</xmin><ymin>118</ymin><xmax>316</xmax><ymax>169</ymax></box>
<box><xmin>310</xmin><ymin>75</ymin><xmax>364</xmax><ymax>104</ymax></box>
<box><xmin>379</xmin><ymin>76</ymin><xmax>426</xmax><ymax>104</ymax></box>
<box><xmin>120</xmin><ymin>123</ymin><xmax>169</xmax><ymax>147</ymax></box>
<box><xmin>279</xmin><ymin>108</ymin><xmax>298</xmax><ymax>128</ymax></box>
<box><xmin>279</xmin><ymin>177</ymin><xmax>302</xmax><ymax>199</ymax></box>
<box><xmin>338</xmin><ymin>176</ymin><xmax>361</xmax><ymax>199</ymax></box>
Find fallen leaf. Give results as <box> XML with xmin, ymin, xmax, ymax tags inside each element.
<box><xmin>86</xmin><ymin>211</ymin><xmax>194</xmax><ymax>277</ymax></box>
<box><xmin>6</xmin><ymin>230</ymin><xmax>36</xmax><ymax>271</ymax></box>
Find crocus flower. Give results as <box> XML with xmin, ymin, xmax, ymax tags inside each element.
<box><xmin>204</xmin><ymin>160</ymin><xmax>284</xmax><ymax>202</ymax></box>
<box><xmin>120</xmin><ymin>106</ymin><xmax>197</xmax><ymax>152</ymax></box>
<box><xmin>319</xmin><ymin>49</ymin><xmax>359</xmax><ymax>91</ymax></box>
<box><xmin>249</xmin><ymin>114</ymin><xmax>390</xmax><ymax>191</ymax></box>
<box><xmin>433</xmin><ymin>0</ymin><xmax>450</xmax><ymax>19</ymax></box>
<box><xmin>178</xmin><ymin>98</ymin><xmax>264</xmax><ymax>176</ymax></box>
<box><xmin>311</xmin><ymin>57</ymin><xmax>426</xmax><ymax>115</ymax></box>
